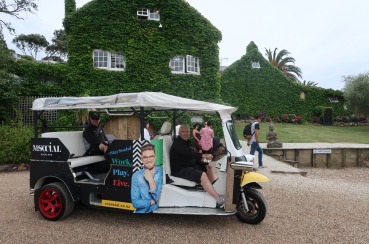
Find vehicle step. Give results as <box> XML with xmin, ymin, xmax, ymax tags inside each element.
<box><xmin>153</xmin><ymin>207</ymin><xmax>235</xmax><ymax>216</ymax></box>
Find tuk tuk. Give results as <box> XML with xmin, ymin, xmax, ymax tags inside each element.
<box><xmin>30</xmin><ymin>92</ymin><xmax>269</xmax><ymax>224</ymax></box>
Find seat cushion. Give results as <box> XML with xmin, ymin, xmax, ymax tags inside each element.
<box><xmin>69</xmin><ymin>155</ymin><xmax>106</xmax><ymax>168</ymax></box>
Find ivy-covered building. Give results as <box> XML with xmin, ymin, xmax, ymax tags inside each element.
<box><xmin>220</xmin><ymin>42</ymin><xmax>345</xmax><ymax>119</ymax></box>
<box><xmin>17</xmin><ymin>0</ymin><xmax>222</xmax><ymax>100</ymax></box>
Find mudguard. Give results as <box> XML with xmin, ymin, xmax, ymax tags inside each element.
<box><xmin>241</xmin><ymin>172</ymin><xmax>270</xmax><ymax>187</ymax></box>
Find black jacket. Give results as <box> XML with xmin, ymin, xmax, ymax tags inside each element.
<box><xmin>170</xmin><ymin>136</ymin><xmax>202</xmax><ymax>174</ymax></box>
<box><xmin>83</xmin><ymin>123</ymin><xmax>108</xmax><ymax>149</ymax></box>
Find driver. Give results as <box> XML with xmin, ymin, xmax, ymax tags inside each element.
<box><xmin>170</xmin><ymin>125</ymin><xmax>225</xmax><ymax>207</ymax></box>
<box><xmin>83</xmin><ymin>111</ymin><xmax>109</xmax><ymax>156</ymax></box>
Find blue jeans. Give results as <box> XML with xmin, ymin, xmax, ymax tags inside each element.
<box><xmin>250</xmin><ymin>142</ymin><xmax>263</xmax><ymax>166</ymax></box>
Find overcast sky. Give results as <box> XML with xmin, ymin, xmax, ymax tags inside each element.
<box><xmin>3</xmin><ymin>0</ymin><xmax>369</xmax><ymax>90</ymax></box>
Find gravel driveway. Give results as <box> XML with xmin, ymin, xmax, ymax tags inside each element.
<box><xmin>1</xmin><ymin>164</ymin><xmax>369</xmax><ymax>244</ymax></box>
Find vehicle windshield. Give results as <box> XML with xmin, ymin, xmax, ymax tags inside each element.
<box><xmin>226</xmin><ymin>120</ymin><xmax>242</xmax><ymax>150</ymax></box>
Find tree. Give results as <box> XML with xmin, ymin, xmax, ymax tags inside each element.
<box><xmin>46</xmin><ymin>29</ymin><xmax>68</xmax><ymax>60</ymax></box>
<box><xmin>12</xmin><ymin>33</ymin><xmax>48</xmax><ymax>60</ymax></box>
<box><xmin>265</xmin><ymin>48</ymin><xmax>302</xmax><ymax>82</ymax></box>
<box><xmin>299</xmin><ymin>80</ymin><xmax>318</xmax><ymax>87</ymax></box>
<box><xmin>343</xmin><ymin>72</ymin><xmax>369</xmax><ymax>115</ymax></box>
<box><xmin>0</xmin><ymin>0</ymin><xmax>38</xmax><ymax>34</ymax></box>
<box><xmin>0</xmin><ymin>32</ymin><xmax>20</xmax><ymax>123</ymax></box>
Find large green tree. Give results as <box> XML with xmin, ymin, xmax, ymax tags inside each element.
<box><xmin>12</xmin><ymin>33</ymin><xmax>48</xmax><ymax>60</ymax></box>
<box><xmin>0</xmin><ymin>33</ymin><xmax>20</xmax><ymax>123</ymax></box>
<box><xmin>265</xmin><ymin>48</ymin><xmax>302</xmax><ymax>82</ymax></box>
<box><xmin>0</xmin><ymin>0</ymin><xmax>38</xmax><ymax>34</ymax></box>
<box><xmin>46</xmin><ymin>29</ymin><xmax>68</xmax><ymax>61</ymax></box>
<box><xmin>343</xmin><ymin>72</ymin><xmax>369</xmax><ymax>115</ymax></box>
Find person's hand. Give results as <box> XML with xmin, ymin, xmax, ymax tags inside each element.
<box><xmin>144</xmin><ymin>169</ymin><xmax>154</xmax><ymax>183</ymax></box>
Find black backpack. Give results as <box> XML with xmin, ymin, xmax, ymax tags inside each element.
<box><xmin>243</xmin><ymin>122</ymin><xmax>255</xmax><ymax>139</ymax></box>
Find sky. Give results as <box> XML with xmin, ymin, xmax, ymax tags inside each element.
<box><xmin>3</xmin><ymin>0</ymin><xmax>369</xmax><ymax>90</ymax></box>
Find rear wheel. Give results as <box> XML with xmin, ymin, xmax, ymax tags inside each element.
<box><xmin>236</xmin><ymin>188</ymin><xmax>267</xmax><ymax>224</ymax></box>
<box><xmin>37</xmin><ymin>182</ymin><xmax>75</xmax><ymax>221</ymax></box>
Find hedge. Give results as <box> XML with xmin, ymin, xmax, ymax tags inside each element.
<box><xmin>0</xmin><ymin>125</ymin><xmax>33</xmax><ymax>164</ymax></box>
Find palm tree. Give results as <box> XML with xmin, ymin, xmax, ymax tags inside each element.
<box><xmin>299</xmin><ymin>80</ymin><xmax>318</xmax><ymax>87</ymax></box>
<box><xmin>265</xmin><ymin>48</ymin><xmax>302</xmax><ymax>82</ymax></box>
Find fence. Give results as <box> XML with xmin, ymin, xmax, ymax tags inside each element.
<box><xmin>13</xmin><ymin>96</ymin><xmax>58</xmax><ymax>126</ymax></box>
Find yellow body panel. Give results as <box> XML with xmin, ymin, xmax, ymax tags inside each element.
<box><xmin>241</xmin><ymin>172</ymin><xmax>270</xmax><ymax>186</ymax></box>
<box><xmin>102</xmin><ymin>200</ymin><xmax>135</xmax><ymax>211</ymax></box>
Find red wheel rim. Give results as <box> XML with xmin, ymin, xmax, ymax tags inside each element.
<box><xmin>38</xmin><ymin>188</ymin><xmax>63</xmax><ymax>219</ymax></box>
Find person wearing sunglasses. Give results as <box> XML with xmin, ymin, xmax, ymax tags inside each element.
<box><xmin>83</xmin><ymin>111</ymin><xmax>109</xmax><ymax>156</ymax></box>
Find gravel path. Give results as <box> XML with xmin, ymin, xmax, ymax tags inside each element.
<box><xmin>1</xmin><ymin>161</ymin><xmax>369</xmax><ymax>244</ymax></box>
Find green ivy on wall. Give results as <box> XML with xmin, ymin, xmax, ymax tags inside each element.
<box><xmin>15</xmin><ymin>0</ymin><xmax>222</xmax><ymax>102</ymax></box>
<box><xmin>220</xmin><ymin>41</ymin><xmax>346</xmax><ymax>119</ymax></box>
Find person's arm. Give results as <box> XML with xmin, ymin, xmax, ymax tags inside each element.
<box><xmin>254</xmin><ymin>128</ymin><xmax>259</xmax><ymax>143</ymax></box>
<box><xmin>131</xmin><ymin>173</ymin><xmax>151</xmax><ymax>211</ymax></box>
<box><xmin>149</xmin><ymin>168</ymin><xmax>163</xmax><ymax>205</ymax></box>
<box><xmin>254</xmin><ymin>123</ymin><xmax>260</xmax><ymax>143</ymax></box>
<box><xmin>192</xmin><ymin>130</ymin><xmax>199</xmax><ymax>141</ymax></box>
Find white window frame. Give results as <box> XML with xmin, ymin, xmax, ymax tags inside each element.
<box><xmin>137</xmin><ymin>8</ymin><xmax>160</xmax><ymax>21</ymax></box>
<box><xmin>251</xmin><ymin>61</ymin><xmax>260</xmax><ymax>69</ymax></box>
<box><xmin>169</xmin><ymin>55</ymin><xmax>200</xmax><ymax>75</ymax></box>
<box><xmin>169</xmin><ymin>56</ymin><xmax>185</xmax><ymax>73</ymax></box>
<box><xmin>186</xmin><ymin>55</ymin><xmax>200</xmax><ymax>74</ymax></box>
<box><xmin>93</xmin><ymin>50</ymin><xmax>125</xmax><ymax>71</ymax></box>
<box><xmin>328</xmin><ymin>97</ymin><xmax>339</xmax><ymax>103</ymax></box>
<box><xmin>137</xmin><ymin>8</ymin><xmax>149</xmax><ymax>17</ymax></box>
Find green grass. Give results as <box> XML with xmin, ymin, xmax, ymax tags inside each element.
<box><xmin>235</xmin><ymin>122</ymin><xmax>369</xmax><ymax>144</ymax></box>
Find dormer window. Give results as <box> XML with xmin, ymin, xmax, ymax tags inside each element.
<box><xmin>93</xmin><ymin>50</ymin><xmax>125</xmax><ymax>71</ymax></box>
<box><xmin>169</xmin><ymin>55</ymin><xmax>200</xmax><ymax>75</ymax></box>
<box><xmin>137</xmin><ymin>8</ymin><xmax>160</xmax><ymax>21</ymax></box>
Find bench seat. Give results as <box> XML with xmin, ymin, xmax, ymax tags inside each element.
<box><xmin>41</xmin><ymin>131</ymin><xmax>106</xmax><ymax>168</ymax></box>
<box><xmin>68</xmin><ymin>155</ymin><xmax>106</xmax><ymax>168</ymax></box>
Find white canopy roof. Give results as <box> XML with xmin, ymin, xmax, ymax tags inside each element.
<box><xmin>32</xmin><ymin>92</ymin><xmax>237</xmax><ymax>118</ymax></box>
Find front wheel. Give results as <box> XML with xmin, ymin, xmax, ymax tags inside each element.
<box><xmin>236</xmin><ymin>188</ymin><xmax>267</xmax><ymax>224</ymax></box>
<box><xmin>36</xmin><ymin>182</ymin><xmax>75</xmax><ymax>221</ymax></box>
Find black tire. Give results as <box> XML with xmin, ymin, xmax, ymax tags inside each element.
<box><xmin>235</xmin><ymin>188</ymin><xmax>267</xmax><ymax>224</ymax></box>
<box><xmin>36</xmin><ymin>182</ymin><xmax>75</xmax><ymax>221</ymax></box>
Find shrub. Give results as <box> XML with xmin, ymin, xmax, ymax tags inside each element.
<box><xmin>312</xmin><ymin>106</ymin><xmax>325</xmax><ymax>117</ymax></box>
<box><xmin>279</xmin><ymin>114</ymin><xmax>304</xmax><ymax>124</ymax></box>
<box><xmin>0</xmin><ymin>125</ymin><xmax>33</xmax><ymax>164</ymax></box>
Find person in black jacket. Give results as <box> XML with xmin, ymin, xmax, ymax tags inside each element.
<box><xmin>83</xmin><ymin>111</ymin><xmax>109</xmax><ymax>156</ymax></box>
<box><xmin>170</xmin><ymin>125</ymin><xmax>224</xmax><ymax>207</ymax></box>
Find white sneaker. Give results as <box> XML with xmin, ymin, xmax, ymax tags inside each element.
<box><xmin>216</xmin><ymin>195</ymin><xmax>225</xmax><ymax>208</ymax></box>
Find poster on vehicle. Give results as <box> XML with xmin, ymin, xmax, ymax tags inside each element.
<box><xmin>102</xmin><ymin>139</ymin><xmax>163</xmax><ymax>213</ymax></box>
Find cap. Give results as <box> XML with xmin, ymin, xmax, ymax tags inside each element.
<box><xmin>89</xmin><ymin>111</ymin><xmax>100</xmax><ymax>120</ymax></box>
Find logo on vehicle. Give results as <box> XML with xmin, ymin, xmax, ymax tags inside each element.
<box><xmin>32</xmin><ymin>144</ymin><xmax>62</xmax><ymax>153</ymax></box>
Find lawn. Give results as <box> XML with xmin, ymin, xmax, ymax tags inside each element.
<box><xmin>235</xmin><ymin>122</ymin><xmax>369</xmax><ymax>144</ymax></box>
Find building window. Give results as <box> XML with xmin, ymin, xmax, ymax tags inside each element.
<box><xmin>169</xmin><ymin>56</ymin><xmax>185</xmax><ymax>73</ymax></box>
<box><xmin>137</xmin><ymin>8</ymin><xmax>160</xmax><ymax>21</ymax></box>
<box><xmin>251</xmin><ymin>61</ymin><xmax>260</xmax><ymax>69</ymax></box>
<box><xmin>328</xmin><ymin>97</ymin><xmax>339</xmax><ymax>103</ymax></box>
<box><xmin>169</xmin><ymin>55</ymin><xmax>200</xmax><ymax>75</ymax></box>
<box><xmin>186</xmin><ymin>55</ymin><xmax>199</xmax><ymax>74</ymax></box>
<box><xmin>93</xmin><ymin>50</ymin><xmax>125</xmax><ymax>71</ymax></box>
